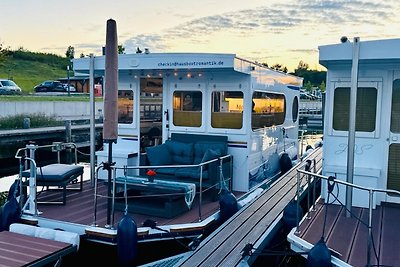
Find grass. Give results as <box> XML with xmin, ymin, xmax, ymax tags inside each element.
<box><xmin>0</xmin><ymin>113</ymin><xmax>63</xmax><ymax>130</ymax></box>
<box><xmin>0</xmin><ymin>94</ymin><xmax>102</xmax><ymax>102</ymax></box>
<box><xmin>0</xmin><ymin>55</ymin><xmax>68</xmax><ymax>93</ymax></box>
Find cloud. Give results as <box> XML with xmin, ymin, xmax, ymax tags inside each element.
<box><xmin>123</xmin><ymin>34</ymin><xmax>168</xmax><ymax>53</ymax></box>
<box><xmin>79</xmin><ymin>0</ymin><xmax>399</xmax><ymax>69</ymax></box>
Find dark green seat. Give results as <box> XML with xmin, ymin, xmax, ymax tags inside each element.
<box><xmin>22</xmin><ymin>164</ymin><xmax>84</xmax><ymax>205</ymax></box>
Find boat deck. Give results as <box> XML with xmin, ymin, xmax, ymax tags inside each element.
<box><xmin>0</xmin><ymin>231</ymin><xmax>76</xmax><ymax>267</ymax></box>
<box><xmin>177</xmin><ymin>147</ymin><xmax>323</xmax><ymax>266</ymax></box>
<box><xmin>33</xmin><ymin>178</ymin><xmax>222</xmax><ymax>230</ymax></box>
<box><xmin>290</xmin><ymin>199</ymin><xmax>400</xmax><ymax>267</ymax></box>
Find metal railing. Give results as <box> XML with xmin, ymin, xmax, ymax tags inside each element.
<box><xmin>295</xmin><ymin>165</ymin><xmax>400</xmax><ymax>266</ymax></box>
<box><xmin>92</xmin><ymin>154</ymin><xmax>233</xmax><ymax>228</ymax></box>
<box><xmin>14</xmin><ymin>142</ymin><xmax>79</xmax><ymax>216</ymax></box>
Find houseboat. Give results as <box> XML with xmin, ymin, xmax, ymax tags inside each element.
<box><xmin>288</xmin><ymin>37</ymin><xmax>400</xmax><ymax>267</ymax></box>
<box><xmin>6</xmin><ymin>50</ymin><xmax>303</xmax><ymax>265</ymax></box>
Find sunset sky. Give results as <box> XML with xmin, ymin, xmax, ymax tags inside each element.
<box><xmin>2</xmin><ymin>0</ymin><xmax>399</xmax><ymax>72</ymax></box>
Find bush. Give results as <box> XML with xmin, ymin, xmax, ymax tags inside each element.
<box><xmin>0</xmin><ymin>113</ymin><xmax>63</xmax><ymax>130</ymax></box>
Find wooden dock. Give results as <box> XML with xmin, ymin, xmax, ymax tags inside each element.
<box><xmin>0</xmin><ymin>123</ymin><xmax>103</xmax><ymax>146</ymax></box>
<box><xmin>177</xmin><ymin>147</ymin><xmax>323</xmax><ymax>267</ymax></box>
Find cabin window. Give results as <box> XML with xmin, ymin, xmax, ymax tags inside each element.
<box><xmin>251</xmin><ymin>91</ymin><xmax>286</xmax><ymax>130</ymax></box>
<box><xmin>211</xmin><ymin>91</ymin><xmax>243</xmax><ymax>129</ymax></box>
<box><xmin>173</xmin><ymin>91</ymin><xmax>202</xmax><ymax>127</ymax></box>
<box><xmin>292</xmin><ymin>96</ymin><xmax>299</xmax><ymax>123</ymax></box>
<box><xmin>391</xmin><ymin>79</ymin><xmax>400</xmax><ymax>133</ymax></box>
<box><xmin>118</xmin><ymin>89</ymin><xmax>134</xmax><ymax>124</ymax></box>
<box><xmin>333</xmin><ymin>87</ymin><xmax>377</xmax><ymax>132</ymax></box>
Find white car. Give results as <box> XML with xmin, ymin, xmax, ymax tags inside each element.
<box><xmin>63</xmin><ymin>83</ymin><xmax>76</xmax><ymax>92</ymax></box>
<box><xmin>0</xmin><ymin>79</ymin><xmax>22</xmax><ymax>94</ymax></box>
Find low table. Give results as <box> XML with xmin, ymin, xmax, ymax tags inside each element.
<box><xmin>114</xmin><ymin>176</ymin><xmax>196</xmax><ymax>218</ymax></box>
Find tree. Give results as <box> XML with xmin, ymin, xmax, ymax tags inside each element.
<box><xmin>297</xmin><ymin>60</ymin><xmax>309</xmax><ymax>71</ymax></box>
<box><xmin>65</xmin><ymin>46</ymin><xmax>75</xmax><ymax>59</ymax></box>
<box><xmin>304</xmin><ymin>81</ymin><xmax>313</xmax><ymax>92</ymax></box>
<box><xmin>271</xmin><ymin>63</ymin><xmax>288</xmax><ymax>73</ymax></box>
<box><xmin>0</xmin><ymin>43</ymin><xmax>4</xmax><ymax>63</ymax></box>
<box><xmin>118</xmin><ymin>44</ymin><xmax>125</xmax><ymax>54</ymax></box>
<box><xmin>319</xmin><ymin>80</ymin><xmax>326</xmax><ymax>92</ymax></box>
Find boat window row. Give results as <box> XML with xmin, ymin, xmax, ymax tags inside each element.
<box><xmin>117</xmin><ymin>89</ymin><xmax>287</xmax><ymax>130</ymax></box>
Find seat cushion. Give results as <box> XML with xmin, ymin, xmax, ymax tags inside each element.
<box><xmin>145</xmin><ymin>144</ymin><xmax>173</xmax><ymax>166</ymax></box>
<box><xmin>22</xmin><ymin>164</ymin><xmax>84</xmax><ymax>182</ymax></box>
<box><xmin>175</xmin><ymin>167</ymin><xmax>209</xmax><ymax>180</ymax></box>
<box><xmin>193</xmin><ymin>141</ymin><xmax>226</xmax><ymax>164</ymax></box>
<box><xmin>155</xmin><ymin>167</ymin><xmax>179</xmax><ymax>176</ymax></box>
<box><xmin>201</xmin><ymin>149</ymin><xmax>221</xmax><ymax>163</ymax></box>
<box><xmin>165</xmin><ymin>140</ymin><xmax>194</xmax><ymax>165</ymax></box>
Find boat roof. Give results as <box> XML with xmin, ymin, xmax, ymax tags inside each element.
<box><xmin>72</xmin><ymin>52</ymin><xmax>302</xmax><ymax>85</ymax></box>
<box><xmin>319</xmin><ymin>37</ymin><xmax>400</xmax><ymax>67</ymax></box>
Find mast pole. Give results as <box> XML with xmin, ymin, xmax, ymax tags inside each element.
<box><xmin>346</xmin><ymin>37</ymin><xmax>360</xmax><ymax>217</ymax></box>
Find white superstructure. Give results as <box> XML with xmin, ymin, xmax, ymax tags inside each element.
<box><xmin>73</xmin><ymin>52</ymin><xmax>302</xmax><ymax>192</ymax></box>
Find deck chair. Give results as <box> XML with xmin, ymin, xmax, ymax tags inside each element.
<box><xmin>22</xmin><ymin>163</ymin><xmax>84</xmax><ymax>205</ymax></box>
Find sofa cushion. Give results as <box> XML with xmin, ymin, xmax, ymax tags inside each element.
<box><xmin>175</xmin><ymin>167</ymin><xmax>209</xmax><ymax>180</ymax></box>
<box><xmin>21</xmin><ymin>164</ymin><xmax>84</xmax><ymax>182</ymax></box>
<box><xmin>201</xmin><ymin>148</ymin><xmax>221</xmax><ymax>164</ymax></box>
<box><xmin>193</xmin><ymin>141</ymin><xmax>226</xmax><ymax>164</ymax></box>
<box><xmin>145</xmin><ymin>144</ymin><xmax>173</xmax><ymax>166</ymax></box>
<box><xmin>156</xmin><ymin>167</ymin><xmax>179</xmax><ymax>176</ymax></box>
<box><xmin>165</xmin><ymin>140</ymin><xmax>194</xmax><ymax>165</ymax></box>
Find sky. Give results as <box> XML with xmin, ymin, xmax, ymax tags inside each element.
<box><xmin>1</xmin><ymin>0</ymin><xmax>400</xmax><ymax>72</ymax></box>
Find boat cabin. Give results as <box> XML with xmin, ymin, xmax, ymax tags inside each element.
<box><xmin>72</xmin><ymin>53</ymin><xmax>302</xmax><ymax>192</ymax></box>
<box><xmin>319</xmin><ymin>38</ymin><xmax>400</xmax><ymax>208</ymax></box>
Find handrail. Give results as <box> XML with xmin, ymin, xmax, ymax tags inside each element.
<box><xmin>15</xmin><ymin>142</ymin><xmax>80</xmax><ymax>218</ymax></box>
<box><xmin>296</xmin><ymin>166</ymin><xmax>400</xmax><ymax>267</ymax></box>
<box><xmin>15</xmin><ymin>142</ymin><xmax>79</xmax><ymax>165</ymax></box>
<box><xmin>105</xmin><ymin>154</ymin><xmax>233</xmax><ymax>226</ymax></box>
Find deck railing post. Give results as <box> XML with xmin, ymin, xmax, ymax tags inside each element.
<box><xmin>295</xmin><ymin>170</ymin><xmax>301</xmax><ymax>233</ymax></box>
<box><xmin>64</xmin><ymin>120</ymin><xmax>72</xmax><ymax>164</ymax></box>
<box><xmin>367</xmin><ymin>189</ymin><xmax>373</xmax><ymax>267</ymax></box>
<box><xmin>198</xmin><ymin>165</ymin><xmax>204</xmax><ymax>222</ymax></box>
<box><xmin>111</xmin><ymin>167</ymin><xmax>117</xmax><ymax>228</ymax></box>
<box><xmin>92</xmin><ymin>166</ymin><xmax>102</xmax><ymax>226</ymax></box>
<box><xmin>311</xmin><ymin>158</ymin><xmax>317</xmax><ymax>211</ymax></box>
<box><xmin>305</xmin><ymin>160</ymin><xmax>311</xmax><ymax>219</ymax></box>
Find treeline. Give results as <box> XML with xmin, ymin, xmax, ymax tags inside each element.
<box><xmin>0</xmin><ymin>47</ymin><xmax>69</xmax><ymax>70</ymax></box>
<box><xmin>266</xmin><ymin>61</ymin><xmax>326</xmax><ymax>91</ymax></box>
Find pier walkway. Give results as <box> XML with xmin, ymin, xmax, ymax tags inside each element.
<box><xmin>178</xmin><ymin>147</ymin><xmax>323</xmax><ymax>267</ymax></box>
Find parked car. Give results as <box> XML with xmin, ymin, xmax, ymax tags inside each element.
<box><xmin>34</xmin><ymin>80</ymin><xmax>66</xmax><ymax>92</ymax></box>
<box><xmin>63</xmin><ymin>83</ymin><xmax>76</xmax><ymax>92</ymax></box>
<box><xmin>0</xmin><ymin>79</ymin><xmax>22</xmax><ymax>94</ymax></box>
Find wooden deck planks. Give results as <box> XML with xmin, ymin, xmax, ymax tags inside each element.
<box><xmin>297</xmin><ymin>200</ymin><xmax>400</xmax><ymax>267</ymax></box>
<box><xmin>180</xmin><ymin>148</ymin><xmax>323</xmax><ymax>266</ymax></box>
<box><xmin>326</xmin><ymin>207</ymin><xmax>362</xmax><ymax>261</ymax></box>
<box><xmin>0</xmin><ymin>231</ymin><xmax>74</xmax><ymax>267</ymax></box>
<box><xmin>379</xmin><ymin>204</ymin><xmax>400</xmax><ymax>267</ymax></box>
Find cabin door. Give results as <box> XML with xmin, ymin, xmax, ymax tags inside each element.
<box><xmin>387</xmin><ymin>74</ymin><xmax>400</xmax><ymax>198</ymax></box>
<box><xmin>139</xmin><ymin>78</ymin><xmax>163</xmax><ymax>152</ymax></box>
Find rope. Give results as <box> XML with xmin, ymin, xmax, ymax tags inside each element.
<box><xmin>142</xmin><ymin>219</ymin><xmax>195</xmax><ymax>251</ymax></box>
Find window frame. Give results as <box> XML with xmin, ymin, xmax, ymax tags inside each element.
<box><xmin>170</xmin><ymin>82</ymin><xmax>206</xmax><ymax>132</ymax></box>
<box><xmin>210</xmin><ymin>90</ymin><xmax>244</xmax><ymax>130</ymax></box>
<box><xmin>251</xmin><ymin>90</ymin><xmax>286</xmax><ymax>131</ymax></box>
<box><xmin>329</xmin><ymin>80</ymin><xmax>382</xmax><ymax>138</ymax></box>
